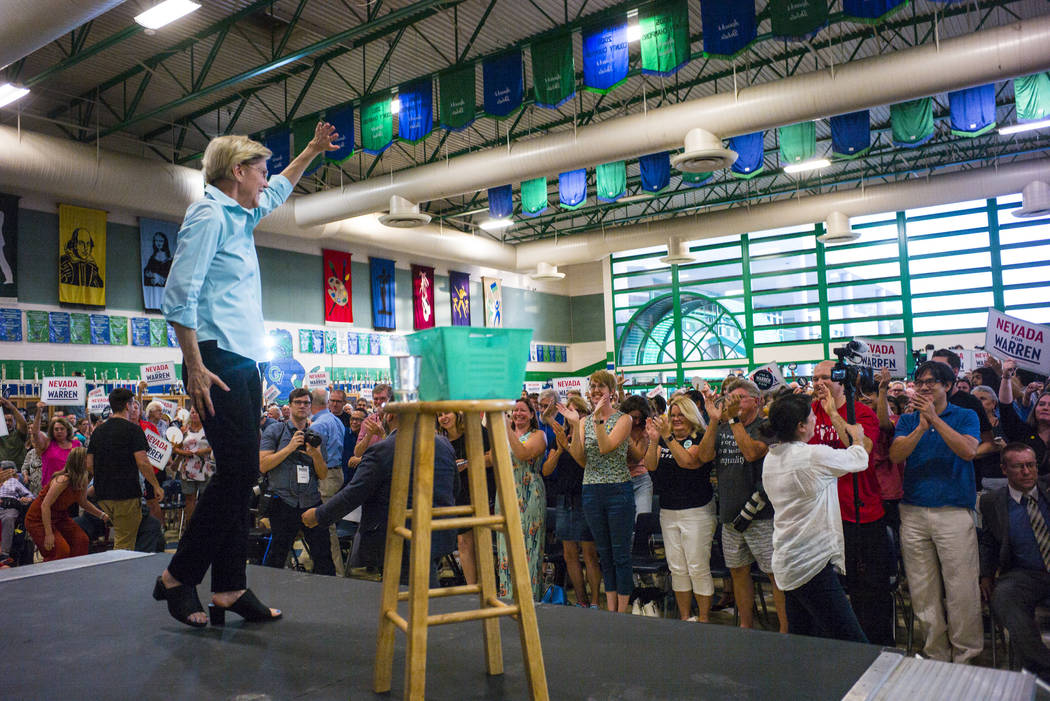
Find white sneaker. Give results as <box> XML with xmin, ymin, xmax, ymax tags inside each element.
<box><xmin>686</xmin><ymin>616</ymin><xmax>698</xmax><ymax>622</ymax></box>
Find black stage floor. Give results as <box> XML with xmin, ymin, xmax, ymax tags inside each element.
<box><xmin>2</xmin><ymin>553</ymin><xmax>883</xmax><ymax>700</ymax></box>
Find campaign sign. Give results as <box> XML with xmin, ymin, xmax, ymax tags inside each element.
<box><xmin>749</xmin><ymin>362</ymin><xmax>786</xmax><ymax>391</ymax></box>
<box><xmin>145</xmin><ymin>430</ymin><xmax>173</xmax><ymax>470</ymax></box>
<box><xmin>959</xmin><ymin>349</ymin><xmax>989</xmax><ymax>373</ymax></box>
<box><xmin>41</xmin><ymin>377</ymin><xmax>86</xmax><ymax>406</ymax></box>
<box><xmin>305</xmin><ymin>370</ymin><xmax>329</xmax><ymax>389</ymax></box>
<box><xmin>87</xmin><ymin>387</ymin><xmax>109</xmax><ymax>415</ymax></box>
<box><xmin>141</xmin><ymin>361</ymin><xmax>177</xmax><ymax>386</ymax></box>
<box><xmin>986</xmin><ymin>308</ymin><xmax>1050</xmax><ymax>375</ymax></box>
<box><xmin>156</xmin><ymin>398</ymin><xmax>180</xmax><ymax>419</ymax></box>
<box><xmin>854</xmin><ymin>338</ymin><xmax>908</xmax><ymax>378</ymax></box>
<box><xmin>553</xmin><ymin>376</ymin><xmax>590</xmax><ymax>401</ymax></box>
<box><xmin>263</xmin><ymin>384</ymin><xmax>280</xmax><ymax>403</ymax></box>
<box><xmin>523</xmin><ymin>381</ymin><xmax>545</xmax><ymax>394</ymax></box>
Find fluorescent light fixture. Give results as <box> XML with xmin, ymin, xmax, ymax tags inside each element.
<box><xmin>390</xmin><ymin>97</ymin><xmax>401</xmax><ymax>115</ymax></box>
<box><xmin>0</xmin><ymin>83</ymin><xmax>29</xmax><ymax>108</ymax></box>
<box><xmin>999</xmin><ymin>118</ymin><xmax>1050</xmax><ymax>136</ymax></box>
<box><xmin>626</xmin><ymin>8</ymin><xmax>641</xmax><ymax>42</ymax></box>
<box><xmin>479</xmin><ymin>218</ymin><xmax>513</xmax><ymax>231</ymax></box>
<box><xmin>784</xmin><ymin>158</ymin><xmax>831</xmax><ymax>174</ymax></box>
<box><xmin>135</xmin><ymin>0</ymin><xmax>201</xmax><ymax>30</ymax></box>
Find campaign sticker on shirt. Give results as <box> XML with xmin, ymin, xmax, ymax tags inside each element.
<box><xmin>145</xmin><ymin>430</ymin><xmax>173</xmax><ymax>469</ymax></box>
<box><xmin>41</xmin><ymin>376</ymin><xmax>86</xmax><ymax>405</ymax></box>
<box><xmin>141</xmin><ymin>361</ymin><xmax>177</xmax><ymax>386</ymax></box>
<box><xmin>682</xmin><ymin>439</ymin><xmax>693</xmax><ymax>448</ymax></box>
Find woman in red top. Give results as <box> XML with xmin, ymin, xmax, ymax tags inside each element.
<box><xmin>26</xmin><ymin>447</ymin><xmax>108</xmax><ymax>561</ymax></box>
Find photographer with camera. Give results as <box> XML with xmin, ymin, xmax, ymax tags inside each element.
<box><xmin>810</xmin><ymin>357</ymin><xmax>894</xmax><ymax>646</ymax></box>
<box><xmin>258</xmin><ymin>387</ymin><xmax>334</xmax><ymax>577</ymax></box>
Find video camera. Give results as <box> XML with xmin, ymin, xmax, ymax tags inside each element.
<box><xmin>831</xmin><ymin>340</ymin><xmax>874</xmax><ymax>390</ymax></box>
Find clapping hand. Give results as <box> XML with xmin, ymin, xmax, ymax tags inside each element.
<box><xmin>557</xmin><ymin>403</ymin><xmax>580</xmax><ymax>426</ymax></box>
<box><xmin>909</xmin><ymin>393</ymin><xmax>936</xmax><ymax>428</ymax></box>
<box><xmin>541</xmin><ymin>400</ymin><xmax>558</xmax><ymax>426</ymax></box>
<box><xmin>723</xmin><ymin>394</ymin><xmax>742</xmax><ymax>421</ymax></box>
<box><xmin>878</xmin><ymin>367</ymin><xmax>891</xmax><ymax>391</ymax></box>
<box><xmin>592</xmin><ymin>394</ymin><xmax>611</xmax><ymax>415</ymax></box>
<box><xmin>704</xmin><ymin>394</ymin><xmax>722</xmax><ymax>424</ymax></box>
<box><xmin>654</xmin><ymin>414</ymin><xmax>671</xmax><ymax>440</ymax></box>
<box><xmin>644</xmin><ymin>418</ymin><xmax>660</xmax><ymax>443</ymax></box>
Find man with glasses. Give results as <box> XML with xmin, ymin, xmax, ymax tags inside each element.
<box><xmin>980</xmin><ymin>443</ymin><xmax>1050</xmax><ymax>682</ymax></box>
<box><xmin>890</xmin><ymin>360</ymin><xmax>982</xmax><ymax>663</ymax></box>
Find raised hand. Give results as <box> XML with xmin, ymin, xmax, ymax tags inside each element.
<box><xmin>723</xmin><ymin>394</ymin><xmax>742</xmax><ymax>420</ymax></box>
<box><xmin>644</xmin><ymin>417</ymin><xmax>660</xmax><ymax>443</ymax></box>
<box><xmin>309</xmin><ymin>121</ymin><xmax>339</xmax><ymax>153</ymax></box>
<box><xmin>878</xmin><ymin>367</ymin><xmax>891</xmax><ymax>391</ymax></box>
<box><xmin>704</xmin><ymin>394</ymin><xmax>722</xmax><ymax>424</ymax></box>
<box><xmin>556</xmin><ymin>403</ymin><xmax>580</xmax><ymax>425</ymax></box>
<box><xmin>654</xmin><ymin>414</ymin><xmax>671</xmax><ymax>439</ymax></box>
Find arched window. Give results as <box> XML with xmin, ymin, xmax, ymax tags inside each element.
<box><xmin>617</xmin><ymin>292</ymin><xmax>746</xmax><ymax>366</ymax></box>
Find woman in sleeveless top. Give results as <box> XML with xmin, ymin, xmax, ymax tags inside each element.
<box><xmin>26</xmin><ymin>447</ymin><xmax>107</xmax><ymax>561</ymax></box>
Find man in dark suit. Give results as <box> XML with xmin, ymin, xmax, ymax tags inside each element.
<box><xmin>302</xmin><ymin>410</ymin><xmax>457</xmax><ymax>583</ymax></box>
<box><xmin>979</xmin><ymin>442</ymin><xmax>1050</xmax><ymax>681</ymax></box>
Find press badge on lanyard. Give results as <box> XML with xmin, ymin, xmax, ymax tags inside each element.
<box><xmin>297</xmin><ymin>461</ymin><xmax>311</xmax><ymax>484</ymax></box>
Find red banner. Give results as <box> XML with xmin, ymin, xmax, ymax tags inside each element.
<box><xmin>412</xmin><ymin>264</ymin><xmax>435</xmax><ymax>329</ymax></box>
<box><xmin>323</xmin><ymin>249</ymin><xmax>353</xmax><ymax>323</ymax></box>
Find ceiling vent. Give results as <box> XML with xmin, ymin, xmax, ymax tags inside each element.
<box><xmin>378</xmin><ymin>195</ymin><xmax>431</xmax><ymax>228</ymax></box>
<box><xmin>530</xmin><ymin>262</ymin><xmax>566</xmax><ymax>280</ymax></box>
<box><xmin>670</xmin><ymin>128</ymin><xmax>738</xmax><ymax>173</ymax></box>
<box><xmin>659</xmin><ymin>236</ymin><xmax>697</xmax><ymax>265</ymax></box>
<box><xmin>818</xmin><ymin>211</ymin><xmax>860</xmax><ymax>245</ymax></box>
<box><xmin>1012</xmin><ymin>180</ymin><xmax>1050</xmax><ymax>218</ymax></box>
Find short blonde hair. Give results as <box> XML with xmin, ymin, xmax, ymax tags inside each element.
<box><xmin>667</xmin><ymin>395</ymin><xmax>706</xmax><ymax>433</ymax></box>
<box><xmin>201</xmin><ymin>135</ymin><xmax>271</xmax><ymax>185</ymax></box>
<box><xmin>588</xmin><ymin>370</ymin><xmax>617</xmax><ymax>394</ymax></box>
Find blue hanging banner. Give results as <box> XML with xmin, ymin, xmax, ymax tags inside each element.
<box><xmin>559</xmin><ymin>169</ymin><xmax>587</xmax><ymax>209</ymax></box>
<box><xmin>700</xmin><ymin>0</ymin><xmax>758</xmax><ymax>60</ymax></box>
<box><xmin>488</xmin><ymin>185</ymin><xmax>513</xmax><ymax>219</ymax></box>
<box><xmin>262</xmin><ymin>129</ymin><xmax>290</xmax><ymax>173</ymax></box>
<box><xmin>324</xmin><ymin>105</ymin><xmax>355</xmax><ymax>162</ymax></box>
<box><xmin>729</xmin><ymin>132</ymin><xmax>765</xmax><ymax>179</ymax></box>
<box><xmin>483</xmin><ymin>50</ymin><xmax>523</xmax><ymax>119</ymax></box>
<box><xmin>949</xmin><ymin>84</ymin><xmax>997</xmax><ymax>137</ymax></box>
<box><xmin>370</xmin><ymin>257</ymin><xmax>396</xmax><ymax>331</ymax></box>
<box><xmin>398</xmin><ymin>78</ymin><xmax>434</xmax><ymax>143</ymax></box>
<box><xmin>639</xmin><ymin>152</ymin><xmax>671</xmax><ymax>193</ymax></box>
<box><xmin>842</xmin><ymin>0</ymin><xmax>908</xmax><ymax>24</ymax></box>
<box><xmin>830</xmin><ymin>110</ymin><xmax>871</xmax><ymax>159</ymax></box>
<box><xmin>449</xmin><ymin>270</ymin><xmax>471</xmax><ymax>326</ymax></box>
<box><xmin>581</xmin><ymin>19</ymin><xmax>629</xmax><ymax>94</ymax></box>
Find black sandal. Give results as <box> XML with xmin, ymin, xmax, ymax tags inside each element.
<box><xmin>209</xmin><ymin>589</ymin><xmax>282</xmax><ymax>626</ymax></box>
<box><xmin>153</xmin><ymin>576</ymin><xmax>207</xmax><ymax>628</ymax></box>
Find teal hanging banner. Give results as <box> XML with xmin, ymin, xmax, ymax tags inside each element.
<box><xmin>596</xmin><ymin>161</ymin><xmax>626</xmax><ymax>202</ymax></box>
<box><xmin>1015</xmin><ymin>73</ymin><xmax>1050</xmax><ymax>123</ymax></box>
<box><xmin>531</xmin><ymin>33</ymin><xmax>575</xmax><ymax>109</ymax></box>
<box><xmin>639</xmin><ymin>0</ymin><xmax>691</xmax><ymax>77</ymax></box>
<box><xmin>778</xmin><ymin>122</ymin><xmax>816</xmax><ymax>164</ymax></box>
<box><xmin>769</xmin><ymin>0</ymin><xmax>829</xmax><ymax>42</ymax></box>
<box><xmin>521</xmin><ymin>177</ymin><xmax>548</xmax><ymax>217</ymax></box>
<box><xmin>891</xmin><ymin>97</ymin><xmax>934</xmax><ymax>148</ymax></box>
<box><xmin>439</xmin><ymin>65</ymin><xmax>477</xmax><ymax>131</ymax></box>
<box><xmin>361</xmin><ymin>95</ymin><xmax>393</xmax><ymax>155</ymax></box>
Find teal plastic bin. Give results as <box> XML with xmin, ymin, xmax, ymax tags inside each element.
<box><xmin>406</xmin><ymin>327</ymin><xmax>533</xmax><ymax>401</ymax></box>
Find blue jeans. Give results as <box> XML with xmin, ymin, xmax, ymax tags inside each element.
<box><xmin>631</xmin><ymin>471</ymin><xmax>653</xmax><ymax>518</ymax></box>
<box><xmin>785</xmin><ymin>562</ymin><xmax>869</xmax><ymax>643</ymax></box>
<box><xmin>582</xmin><ymin>481</ymin><xmax>635</xmax><ymax>596</ymax></box>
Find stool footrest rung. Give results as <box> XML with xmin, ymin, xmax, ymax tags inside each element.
<box><xmin>406</xmin><ymin>505</ymin><xmax>474</xmax><ymax>518</ymax></box>
<box><xmin>427</xmin><ymin>604</ymin><xmax>521</xmax><ymax>627</ymax></box>
<box><xmin>430</xmin><ymin>514</ymin><xmax>506</xmax><ymax>531</ymax></box>
<box><xmin>384</xmin><ymin>609</ymin><xmax>409</xmax><ymax>633</ymax></box>
<box><xmin>393</xmin><ymin>526</ymin><xmax>412</xmax><ymax>540</ymax></box>
<box><xmin>397</xmin><ymin>584</ymin><xmax>481</xmax><ymax>601</ymax></box>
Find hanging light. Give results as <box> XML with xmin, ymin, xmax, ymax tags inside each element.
<box><xmin>0</xmin><ymin>83</ymin><xmax>29</xmax><ymax>109</ymax></box>
<box><xmin>999</xmin><ymin>118</ymin><xmax>1050</xmax><ymax>136</ymax></box>
<box><xmin>784</xmin><ymin>158</ymin><xmax>831</xmax><ymax>175</ymax></box>
<box><xmin>479</xmin><ymin>218</ymin><xmax>513</xmax><ymax>231</ymax></box>
<box><xmin>134</xmin><ymin>0</ymin><xmax>201</xmax><ymax>29</ymax></box>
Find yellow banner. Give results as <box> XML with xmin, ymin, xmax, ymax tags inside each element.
<box><xmin>58</xmin><ymin>204</ymin><xmax>106</xmax><ymax>306</ymax></box>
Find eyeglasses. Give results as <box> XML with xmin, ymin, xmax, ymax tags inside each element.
<box><xmin>914</xmin><ymin>379</ymin><xmax>943</xmax><ymax>389</ymax></box>
<box><xmin>289</xmin><ymin>399</ymin><xmax>311</xmax><ymax>406</ymax></box>
<box><xmin>1005</xmin><ymin>462</ymin><xmax>1038</xmax><ymax>473</ymax></box>
<box><xmin>241</xmin><ymin>162</ymin><xmax>268</xmax><ymax>179</ymax></box>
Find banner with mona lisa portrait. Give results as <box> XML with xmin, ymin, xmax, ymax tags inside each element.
<box><xmin>58</xmin><ymin>204</ymin><xmax>106</xmax><ymax>306</ymax></box>
<box><xmin>140</xmin><ymin>218</ymin><xmax>178</xmax><ymax>311</ymax></box>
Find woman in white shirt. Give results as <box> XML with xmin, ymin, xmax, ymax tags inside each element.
<box><xmin>763</xmin><ymin>393</ymin><xmax>870</xmax><ymax>642</ymax></box>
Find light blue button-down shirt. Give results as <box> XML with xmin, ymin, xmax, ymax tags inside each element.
<box><xmin>310</xmin><ymin>408</ymin><xmax>345</xmax><ymax>469</ymax></box>
<box><xmin>162</xmin><ymin>175</ymin><xmax>293</xmax><ymax>362</ymax></box>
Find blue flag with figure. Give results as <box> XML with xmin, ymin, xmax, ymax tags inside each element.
<box><xmin>842</xmin><ymin>0</ymin><xmax>907</xmax><ymax>23</ymax></box>
<box><xmin>701</xmin><ymin>0</ymin><xmax>757</xmax><ymax>60</ymax></box>
<box><xmin>729</xmin><ymin>132</ymin><xmax>765</xmax><ymax>179</ymax></box>
<box><xmin>370</xmin><ymin>257</ymin><xmax>396</xmax><ymax>331</ymax></box>
<box><xmin>488</xmin><ymin>185</ymin><xmax>513</xmax><ymax>219</ymax></box>
<box><xmin>830</xmin><ymin>110</ymin><xmax>871</xmax><ymax>159</ymax></box>
<box><xmin>639</xmin><ymin>152</ymin><xmax>671</xmax><ymax>193</ymax></box>
<box><xmin>449</xmin><ymin>270</ymin><xmax>471</xmax><ymax>326</ymax></box>
<box><xmin>483</xmin><ymin>50</ymin><xmax>523</xmax><ymax>119</ymax></box>
<box><xmin>398</xmin><ymin>78</ymin><xmax>433</xmax><ymax>143</ymax></box>
<box><xmin>139</xmin><ymin>218</ymin><xmax>178</xmax><ymax>312</ymax></box>
<box><xmin>582</xmin><ymin>19</ymin><xmax>629</xmax><ymax>94</ymax></box>
<box><xmin>559</xmin><ymin>169</ymin><xmax>587</xmax><ymax>209</ymax></box>
<box><xmin>949</xmin><ymin>84</ymin><xmax>997</xmax><ymax>137</ymax></box>
<box><xmin>324</xmin><ymin>105</ymin><xmax>354</xmax><ymax>162</ymax></box>
<box><xmin>262</xmin><ymin>129</ymin><xmax>290</xmax><ymax>173</ymax></box>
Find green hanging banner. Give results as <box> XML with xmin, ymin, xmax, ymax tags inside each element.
<box><xmin>778</xmin><ymin>122</ymin><xmax>816</xmax><ymax>164</ymax></box>
<box><xmin>891</xmin><ymin>97</ymin><xmax>934</xmax><ymax>147</ymax></box>
<box><xmin>361</xmin><ymin>95</ymin><xmax>393</xmax><ymax>155</ymax></box>
<box><xmin>292</xmin><ymin>118</ymin><xmax>322</xmax><ymax>177</ymax></box>
<box><xmin>520</xmin><ymin>177</ymin><xmax>548</xmax><ymax>216</ymax></box>
<box><xmin>1014</xmin><ymin>73</ymin><xmax>1050</xmax><ymax>122</ymax></box>
<box><xmin>596</xmin><ymin>161</ymin><xmax>626</xmax><ymax>202</ymax></box>
<box><xmin>769</xmin><ymin>0</ymin><xmax>828</xmax><ymax>42</ymax></box>
<box><xmin>639</xmin><ymin>0</ymin><xmax>691</xmax><ymax>77</ymax></box>
<box><xmin>439</xmin><ymin>64</ymin><xmax>476</xmax><ymax>131</ymax></box>
<box><xmin>531</xmin><ymin>33</ymin><xmax>576</xmax><ymax>109</ymax></box>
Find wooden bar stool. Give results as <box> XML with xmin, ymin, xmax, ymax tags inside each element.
<box><xmin>374</xmin><ymin>399</ymin><xmax>548</xmax><ymax>701</ymax></box>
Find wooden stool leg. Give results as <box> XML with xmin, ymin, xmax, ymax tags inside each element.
<box><xmin>374</xmin><ymin>412</ymin><xmax>418</xmax><ymax>694</ymax></box>
<box><xmin>487</xmin><ymin>415</ymin><xmax>550</xmax><ymax>701</ymax></box>
<box><xmin>465</xmin><ymin>413</ymin><xmax>503</xmax><ymax>676</ymax></box>
<box><xmin>405</xmin><ymin>420</ymin><xmax>436</xmax><ymax>700</ymax></box>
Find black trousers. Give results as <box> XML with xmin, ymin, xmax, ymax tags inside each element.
<box><xmin>991</xmin><ymin>568</ymin><xmax>1050</xmax><ymax>680</ymax></box>
<box><xmin>843</xmin><ymin>517</ymin><xmax>895</xmax><ymax>646</ymax></box>
<box><xmin>167</xmin><ymin>343</ymin><xmax>261</xmax><ymax>592</ymax></box>
<box><xmin>263</xmin><ymin>497</ymin><xmax>334</xmax><ymax>576</ymax></box>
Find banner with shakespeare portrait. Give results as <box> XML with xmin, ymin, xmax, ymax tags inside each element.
<box><xmin>322</xmin><ymin>249</ymin><xmax>353</xmax><ymax>324</ymax></box>
<box><xmin>58</xmin><ymin>204</ymin><xmax>106</xmax><ymax>306</ymax></box>
<box><xmin>412</xmin><ymin>264</ymin><xmax>436</xmax><ymax>330</ymax></box>
<box><xmin>140</xmin><ymin>218</ymin><xmax>178</xmax><ymax>311</ymax></box>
